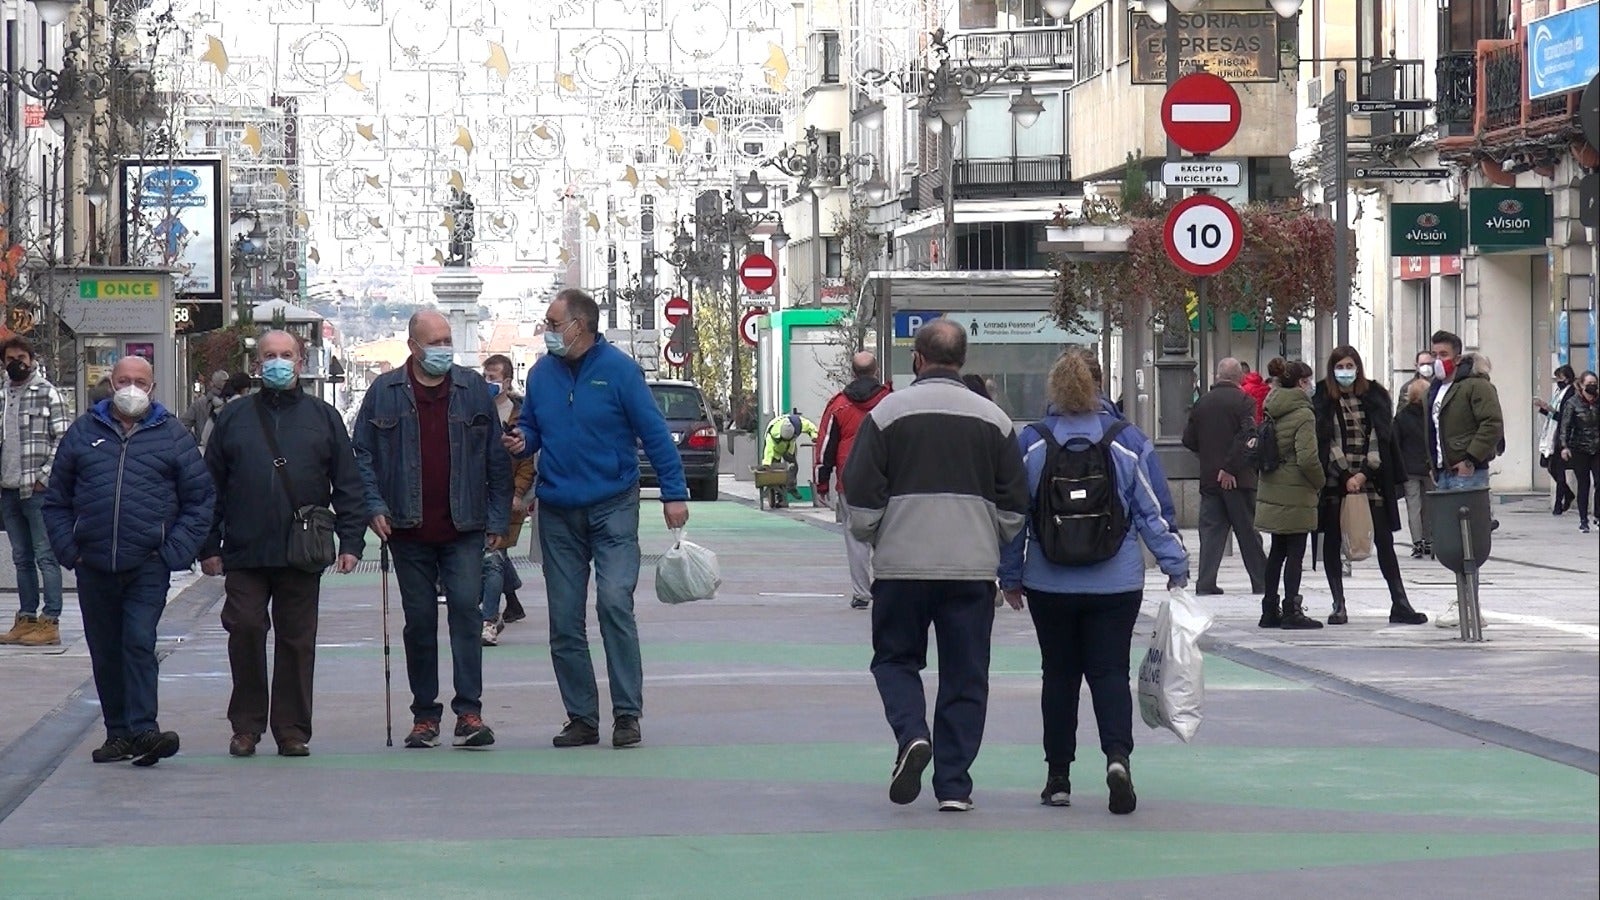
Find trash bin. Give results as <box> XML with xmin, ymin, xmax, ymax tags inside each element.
<box><xmin>1425</xmin><ymin>486</ymin><xmax>1492</xmax><ymax>576</ymax></box>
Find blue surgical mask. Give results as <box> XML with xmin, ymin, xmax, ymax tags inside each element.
<box><xmin>420</xmin><ymin>346</ymin><xmax>454</xmax><ymax>376</ymax></box>
<box><xmin>261</xmin><ymin>358</ymin><xmax>296</xmax><ymax>390</ymax></box>
<box><xmin>544</xmin><ymin>328</ymin><xmax>569</xmax><ymax>358</ymax></box>
<box><xmin>1334</xmin><ymin>368</ymin><xmax>1357</xmax><ymax>387</ymax></box>
<box><xmin>487</xmin><ymin>382</ymin><xmax>501</xmax><ymax>398</ymax></box>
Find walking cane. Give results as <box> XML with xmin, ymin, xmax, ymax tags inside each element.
<box><xmin>380</xmin><ymin>540</ymin><xmax>393</xmax><ymax>747</ymax></box>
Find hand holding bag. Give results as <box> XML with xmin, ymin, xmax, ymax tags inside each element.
<box><xmin>654</xmin><ymin>529</ymin><xmax>720</xmax><ymax>604</ymax></box>
<box><xmin>1340</xmin><ymin>492</ymin><xmax>1375</xmax><ymax>562</ymax></box>
<box><xmin>1138</xmin><ymin>588</ymin><xmax>1215</xmax><ymax>743</ymax></box>
<box><xmin>256</xmin><ymin>398</ymin><xmax>338</xmax><ymax>574</ymax></box>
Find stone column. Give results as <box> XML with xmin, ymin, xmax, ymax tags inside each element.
<box><xmin>431</xmin><ymin>271</ymin><xmax>485</xmax><ymax>366</ymax></box>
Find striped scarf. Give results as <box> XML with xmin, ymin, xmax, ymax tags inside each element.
<box><xmin>1328</xmin><ymin>393</ymin><xmax>1380</xmax><ymax>490</ymax></box>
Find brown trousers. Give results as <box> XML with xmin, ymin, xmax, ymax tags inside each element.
<box><xmin>221</xmin><ymin>567</ymin><xmax>323</xmax><ymax>744</ymax></box>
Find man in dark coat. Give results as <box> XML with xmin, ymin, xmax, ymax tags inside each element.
<box><xmin>42</xmin><ymin>355</ymin><xmax>215</xmax><ymax>767</ymax></box>
<box><xmin>1182</xmin><ymin>358</ymin><xmax>1267</xmax><ymax>595</ymax></box>
<box><xmin>199</xmin><ymin>331</ymin><xmax>368</xmax><ymax>758</ymax></box>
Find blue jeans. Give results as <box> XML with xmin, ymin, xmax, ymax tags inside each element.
<box><xmin>480</xmin><ymin>549</ymin><xmax>523</xmax><ymax>622</ymax></box>
<box><xmin>1</xmin><ymin>489</ymin><xmax>64</xmax><ymax>617</ymax></box>
<box><xmin>538</xmin><ymin>487</ymin><xmax>643</xmax><ymax>727</ymax></box>
<box><xmin>389</xmin><ymin>533</ymin><xmax>485</xmax><ymax>721</ymax></box>
<box><xmin>1436</xmin><ymin>467</ymin><xmax>1491</xmax><ymax>491</ymax></box>
<box><xmin>76</xmin><ymin>559</ymin><xmax>171</xmax><ymax>738</ymax></box>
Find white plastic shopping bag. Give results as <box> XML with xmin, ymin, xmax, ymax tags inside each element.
<box><xmin>1137</xmin><ymin>588</ymin><xmax>1215</xmax><ymax>743</ymax></box>
<box><xmin>654</xmin><ymin>529</ymin><xmax>721</xmax><ymax>604</ymax></box>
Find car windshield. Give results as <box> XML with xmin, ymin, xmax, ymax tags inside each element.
<box><xmin>650</xmin><ymin>386</ymin><xmax>704</xmax><ymax>421</ymax></box>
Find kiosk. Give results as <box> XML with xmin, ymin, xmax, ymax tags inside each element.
<box><xmin>41</xmin><ymin>267</ymin><xmax>177</xmax><ymax>415</ymax></box>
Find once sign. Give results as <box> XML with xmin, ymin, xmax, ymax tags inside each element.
<box><xmin>1163</xmin><ymin>194</ymin><xmax>1242</xmax><ymax>277</ymax></box>
<box><xmin>1161</xmin><ymin>73</ymin><xmax>1241</xmax><ymax>155</ymax></box>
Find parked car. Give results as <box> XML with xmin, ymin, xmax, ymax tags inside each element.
<box><xmin>640</xmin><ymin>379</ymin><xmax>721</xmax><ymax>501</ymax></box>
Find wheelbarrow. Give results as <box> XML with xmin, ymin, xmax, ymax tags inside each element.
<box><xmin>752</xmin><ymin>465</ymin><xmax>794</xmax><ymax>510</ymax></box>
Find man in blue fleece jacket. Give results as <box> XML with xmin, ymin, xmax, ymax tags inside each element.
<box><xmin>503</xmin><ymin>288</ymin><xmax>690</xmax><ymax>749</ymax></box>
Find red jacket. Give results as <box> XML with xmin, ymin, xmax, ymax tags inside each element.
<box><xmin>1240</xmin><ymin>372</ymin><xmax>1270</xmax><ymax>423</ymax></box>
<box><xmin>814</xmin><ymin>377</ymin><xmax>891</xmax><ymax>496</ymax></box>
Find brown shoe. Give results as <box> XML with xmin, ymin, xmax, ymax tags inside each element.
<box><xmin>228</xmin><ymin>733</ymin><xmax>259</xmax><ymax>757</ymax></box>
<box><xmin>277</xmin><ymin>739</ymin><xmax>310</xmax><ymax>757</ymax></box>
<box><xmin>17</xmin><ymin>616</ymin><xmax>59</xmax><ymax>646</ymax></box>
<box><xmin>0</xmin><ymin>613</ymin><xmax>37</xmax><ymax>644</ymax></box>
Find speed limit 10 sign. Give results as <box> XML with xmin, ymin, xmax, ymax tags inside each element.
<box><xmin>1162</xmin><ymin>194</ymin><xmax>1242</xmax><ymax>277</ymax></box>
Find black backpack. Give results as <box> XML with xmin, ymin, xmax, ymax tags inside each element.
<box><xmin>1242</xmin><ymin>416</ymin><xmax>1281</xmax><ymax>473</ymax></box>
<box><xmin>1028</xmin><ymin>421</ymin><xmax>1131</xmax><ymax>566</ymax></box>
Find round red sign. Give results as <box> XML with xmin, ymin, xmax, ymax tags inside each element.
<box><xmin>738</xmin><ymin>254</ymin><xmax>777</xmax><ymax>293</ymax></box>
<box><xmin>1160</xmin><ymin>73</ymin><xmax>1242</xmax><ymax>155</ymax></box>
<box><xmin>662</xmin><ymin>295</ymin><xmax>691</xmax><ymax>326</ymax></box>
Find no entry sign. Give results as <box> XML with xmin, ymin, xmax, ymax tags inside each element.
<box><xmin>739</xmin><ymin>308</ymin><xmax>765</xmax><ymax>347</ymax></box>
<box><xmin>1161</xmin><ymin>73</ymin><xmax>1241</xmax><ymax>155</ymax></box>
<box><xmin>1163</xmin><ymin>194</ymin><xmax>1242</xmax><ymax>277</ymax></box>
<box><xmin>738</xmin><ymin>253</ymin><xmax>777</xmax><ymax>293</ymax></box>
<box><xmin>662</xmin><ymin>295</ymin><xmax>691</xmax><ymax>326</ymax></box>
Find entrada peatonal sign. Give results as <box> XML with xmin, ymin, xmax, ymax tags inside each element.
<box><xmin>1131</xmin><ymin>11</ymin><xmax>1282</xmax><ymax>84</ymax></box>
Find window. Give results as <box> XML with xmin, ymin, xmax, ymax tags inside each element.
<box><xmin>959</xmin><ymin>0</ymin><xmax>999</xmax><ymax>29</ymax></box>
<box><xmin>960</xmin><ymin>89</ymin><xmax>1065</xmax><ymax>158</ymax></box>
<box><xmin>820</xmin><ymin>32</ymin><xmax>841</xmax><ymax>84</ymax></box>
<box><xmin>1074</xmin><ymin>5</ymin><xmax>1106</xmax><ymax>82</ymax></box>
<box><xmin>823</xmin><ymin>237</ymin><xmax>843</xmax><ymax>278</ymax></box>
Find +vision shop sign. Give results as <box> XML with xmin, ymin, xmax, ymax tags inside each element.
<box><xmin>1390</xmin><ymin>203</ymin><xmax>1463</xmax><ymax>255</ymax></box>
<box><xmin>1468</xmin><ymin>188</ymin><xmax>1553</xmax><ymax>252</ymax></box>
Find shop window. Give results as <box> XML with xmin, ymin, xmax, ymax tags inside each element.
<box><xmin>823</xmin><ymin>237</ymin><xmax>843</xmax><ymax>278</ymax></box>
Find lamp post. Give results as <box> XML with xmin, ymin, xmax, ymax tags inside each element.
<box><xmin>858</xmin><ymin>29</ymin><xmax>1044</xmax><ymax>271</ymax></box>
<box><xmin>763</xmin><ymin>127</ymin><xmax>886</xmax><ymax>306</ymax></box>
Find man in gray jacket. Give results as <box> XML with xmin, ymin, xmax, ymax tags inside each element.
<box><xmin>843</xmin><ymin>319</ymin><xmax>1030</xmax><ymax>812</ymax></box>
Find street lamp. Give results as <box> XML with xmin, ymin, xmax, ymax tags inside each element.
<box><xmin>1141</xmin><ymin>0</ymin><xmax>1169</xmax><ymax>25</ymax></box>
<box><xmin>1041</xmin><ymin>0</ymin><xmax>1072</xmax><ymax>18</ymax></box>
<box><xmin>861</xmin><ymin>166</ymin><xmax>890</xmax><ymax>204</ymax></box>
<box><xmin>853</xmin><ymin>98</ymin><xmax>886</xmax><ymax>132</ymax></box>
<box><xmin>1009</xmin><ymin>83</ymin><xmax>1047</xmax><ymax>129</ymax></box>
<box><xmin>84</xmin><ymin>171</ymin><xmax>109</xmax><ymax>209</ymax></box>
<box><xmin>739</xmin><ymin>170</ymin><xmax>768</xmax><ymax>207</ymax></box>
<box><xmin>763</xmin><ymin>125</ymin><xmax>887</xmax><ymax>305</ymax></box>
<box><xmin>28</xmin><ymin>0</ymin><xmax>79</xmax><ymax>27</ymax></box>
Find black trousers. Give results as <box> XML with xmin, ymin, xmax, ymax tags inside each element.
<box><xmin>1570</xmin><ymin>450</ymin><xmax>1600</xmax><ymax>522</ymax></box>
<box><xmin>221</xmin><ymin>567</ymin><xmax>323</xmax><ymax>744</ymax></box>
<box><xmin>870</xmin><ymin>578</ymin><xmax>995</xmax><ymax>802</ymax></box>
<box><xmin>1264</xmin><ymin>533</ymin><xmax>1309</xmax><ymax>600</ymax></box>
<box><xmin>1548</xmin><ymin>453</ymin><xmax>1576</xmax><ymax>509</ymax></box>
<box><xmin>1196</xmin><ymin>489</ymin><xmax>1267</xmax><ymax>592</ymax></box>
<box><xmin>1025</xmin><ymin>588</ymin><xmax>1143</xmax><ymax>767</ymax></box>
<box><xmin>1320</xmin><ymin>499</ymin><xmax>1407</xmax><ymax>605</ymax></box>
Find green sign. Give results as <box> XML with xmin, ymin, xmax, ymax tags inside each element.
<box><xmin>1390</xmin><ymin>203</ymin><xmax>1463</xmax><ymax>255</ymax></box>
<box><xmin>78</xmin><ymin>278</ymin><xmax>162</xmax><ymax>299</ymax></box>
<box><xmin>1468</xmin><ymin>188</ymin><xmax>1552</xmax><ymax>252</ymax></box>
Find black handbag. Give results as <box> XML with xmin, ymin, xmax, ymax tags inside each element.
<box><xmin>255</xmin><ymin>398</ymin><xmax>338</xmax><ymax>574</ymax></box>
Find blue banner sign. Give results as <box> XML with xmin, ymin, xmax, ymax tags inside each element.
<box><xmin>1527</xmin><ymin>3</ymin><xmax>1600</xmax><ymax>100</ymax></box>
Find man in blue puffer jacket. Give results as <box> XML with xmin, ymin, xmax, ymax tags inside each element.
<box><xmin>43</xmin><ymin>355</ymin><xmax>215</xmax><ymax>767</ymax></box>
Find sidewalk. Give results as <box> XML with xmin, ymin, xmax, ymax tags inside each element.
<box><xmin>0</xmin><ymin>487</ymin><xmax>1594</xmax><ymax>897</ymax></box>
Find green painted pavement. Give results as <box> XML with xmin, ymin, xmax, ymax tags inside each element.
<box><xmin>174</xmin><ymin>743</ymin><xmax>1598</xmax><ymax>824</ymax></box>
<box><xmin>1</xmin><ymin>831</ymin><xmax>1592</xmax><ymax>898</ymax></box>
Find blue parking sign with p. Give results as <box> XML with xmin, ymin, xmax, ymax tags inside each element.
<box><xmin>894</xmin><ymin>311</ymin><xmax>942</xmax><ymax>339</ymax></box>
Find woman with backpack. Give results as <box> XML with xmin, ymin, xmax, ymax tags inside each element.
<box><xmin>999</xmin><ymin>352</ymin><xmax>1189</xmax><ymax>816</ymax></box>
<box><xmin>1312</xmin><ymin>347</ymin><xmax>1429</xmax><ymax>625</ymax></box>
<box><xmin>1254</xmin><ymin>360</ymin><xmax>1324</xmax><ymax>630</ymax></box>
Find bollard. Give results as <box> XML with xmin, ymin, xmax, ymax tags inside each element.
<box><xmin>1456</xmin><ymin>506</ymin><xmax>1485</xmax><ymax>642</ymax></box>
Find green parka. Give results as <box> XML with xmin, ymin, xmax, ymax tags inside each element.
<box><xmin>1255</xmin><ymin>386</ymin><xmax>1324</xmax><ymax>534</ymax></box>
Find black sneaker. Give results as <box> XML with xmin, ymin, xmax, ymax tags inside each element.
<box><xmin>404</xmin><ymin>720</ymin><xmax>441</xmax><ymax>749</ymax></box>
<box><xmin>91</xmin><ymin>735</ymin><xmax>135</xmax><ymax>764</ymax></box>
<box><xmin>453</xmin><ymin>713</ymin><xmax>495</xmax><ymax>749</ymax></box>
<box><xmin>850</xmin><ymin>597</ymin><xmax>870</xmax><ymax>610</ymax></box>
<box><xmin>613</xmin><ymin>715</ymin><xmax>641</xmax><ymax>748</ymax></box>
<box><xmin>1106</xmin><ymin>755</ymin><xmax>1137</xmax><ymax>815</ymax></box>
<box><xmin>889</xmin><ymin>737</ymin><xmax>932</xmax><ymax>805</ymax></box>
<box><xmin>130</xmin><ymin>730</ymin><xmax>180</xmax><ymax>767</ymax></box>
<box><xmin>552</xmin><ymin>718</ymin><xmax>600</xmax><ymax>748</ymax></box>
<box><xmin>1041</xmin><ymin>770</ymin><xmax>1072</xmax><ymax>807</ymax></box>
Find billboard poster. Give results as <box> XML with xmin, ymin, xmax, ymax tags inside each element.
<box><xmin>119</xmin><ymin>158</ymin><xmax>225</xmax><ymax>300</ymax></box>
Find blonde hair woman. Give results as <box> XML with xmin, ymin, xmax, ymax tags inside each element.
<box><xmin>998</xmin><ymin>352</ymin><xmax>1189</xmax><ymax>815</ymax></box>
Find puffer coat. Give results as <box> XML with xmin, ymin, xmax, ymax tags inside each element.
<box><xmin>1255</xmin><ymin>387</ymin><xmax>1323</xmax><ymax>535</ymax></box>
<box><xmin>42</xmin><ymin>400</ymin><xmax>215</xmax><ymax>573</ymax></box>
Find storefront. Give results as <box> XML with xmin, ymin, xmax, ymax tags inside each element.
<box><xmin>39</xmin><ymin>267</ymin><xmax>178</xmax><ymax>416</ymax></box>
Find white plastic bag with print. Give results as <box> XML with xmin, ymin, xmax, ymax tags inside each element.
<box><xmin>1137</xmin><ymin>588</ymin><xmax>1215</xmax><ymax>743</ymax></box>
<box><xmin>654</xmin><ymin>529</ymin><xmax>721</xmax><ymax>604</ymax></box>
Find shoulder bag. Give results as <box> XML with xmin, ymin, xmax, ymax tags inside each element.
<box><xmin>256</xmin><ymin>398</ymin><xmax>338</xmax><ymax>573</ymax></box>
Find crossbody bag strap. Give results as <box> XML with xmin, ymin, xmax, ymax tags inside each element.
<box><xmin>253</xmin><ymin>396</ymin><xmax>301</xmax><ymax>510</ymax></box>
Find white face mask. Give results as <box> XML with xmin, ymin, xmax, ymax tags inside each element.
<box><xmin>113</xmin><ymin>385</ymin><xmax>151</xmax><ymax>419</ymax></box>
<box><xmin>1416</xmin><ymin>363</ymin><xmax>1434</xmax><ymax>380</ymax></box>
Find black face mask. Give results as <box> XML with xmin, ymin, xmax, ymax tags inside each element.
<box><xmin>1585</xmin><ymin>385</ymin><xmax>1598</xmax><ymax>398</ymax></box>
<box><xmin>5</xmin><ymin>361</ymin><xmax>29</xmax><ymax>382</ymax></box>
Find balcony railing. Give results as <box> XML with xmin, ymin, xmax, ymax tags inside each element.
<box><xmin>947</xmin><ymin>28</ymin><xmax>1073</xmax><ymax>75</ymax></box>
<box><xmin>952</xmin><ymin>155</ymin><xmax>1076</xmax><ymax>200</ymax></box>
<box><xmin>1435</xmin><ymin>50</ymin><xmax>1477</xmax><ymax>138</ymax></box>
<box><xmin>1360</xmin><ymin>58</ymin><xmax>1429</xmax><ymax>152</ymax></box>
<box><xmin>1476</xmin><ymin>37</ymin><xmax>1581</xmax><ymax>136</ymax></box>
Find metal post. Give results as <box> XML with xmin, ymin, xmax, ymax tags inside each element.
<box><xmin>1333</xmin><ymin>67</ymin><xmax>1351</xmax><ymax>348</ymax></box>
<box><xmin>62</xmin><ymin>122</ymin><xmax>77</xmax><ymax>264</ymax></box>
<box><xmin>941</xmin><ymin>120</ymin><xmax>956</xmax><ymax>271</ymax></box>
<box><xmin>1163</xmin><ymin>10</ymin><xmax>1182</xmax><ymax>201</ymax></box>
<box><xmin>812</xmin><ymin>189</ymin><xmax>823</xmax><ymax>306</ymax></box>
<box><xmin>728</xmin><ymin>238</ymin><xmax>741</xmax><ymax>415</ymax></box>
<box><xmin>1457</xmin><ymin>506</ymin><xmax>1484</xmax><ymax>642</ymax></box>
<box><xmin>1197</xmin><ymin>275</ymin><xmax>1210</xmax><ymax>394</ymax></box>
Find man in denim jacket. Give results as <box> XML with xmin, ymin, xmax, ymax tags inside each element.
<box><xmin>352</xmin><ymin>310</ymin><xmax>510</xmax><ymax>750</ymax></box>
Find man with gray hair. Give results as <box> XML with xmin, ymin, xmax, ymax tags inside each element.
<box><xmin>844</xmin><ymin>319</ymin><xmax>1030</xmax><ymax>812</ymax></box>
<box><xmin>1182</xmin><ymin>357</ymin><xmax>1267</xmax><ymax>595</ymax></box>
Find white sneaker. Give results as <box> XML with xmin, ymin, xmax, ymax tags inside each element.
<box><xmin>1435</xmin><ymin>601</ymin><xmax>1459</xmax><ymax>628</ymax></box>
<box><xmin>937</xmin><ymin>799</ymin><xmax>974</xmax><ymax>812</ymax></box>
<box><xmin>481</xmin><ymin>620</ymin><xmax>501</xmax><ymax>646</ymax></box>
